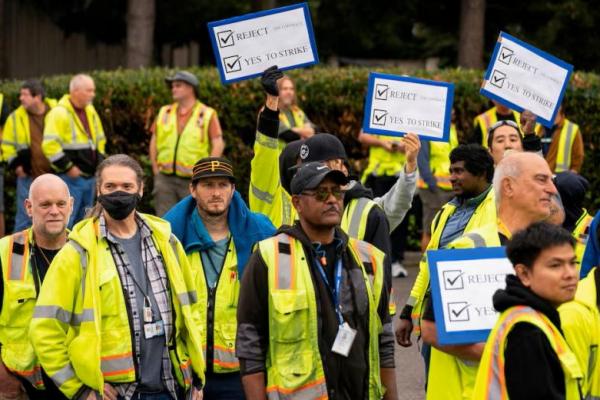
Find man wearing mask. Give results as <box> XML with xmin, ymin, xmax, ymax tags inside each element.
<box><xmin>164</xmin><ymin>157</ymin><xmax>275</xmax><ymax>399</ymax></box>
<box><xmin>0</xmin><ymin>174</ymin><xmax>72</xmax><ymax>400</ymax></box>
<box><xmin>30</xmin><ymin>154</ymin><xmax>204</xmax><ymax>400</ymax></box>
<box><xmin>42</xmin><ymin>74</ymin><xmax>106</xmax><ymax>228</ymax></box>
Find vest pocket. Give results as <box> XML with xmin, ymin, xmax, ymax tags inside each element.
<box><xmin>273</xmin><ymin>351</ymin><xmax>314</xmax><ymax>389</ymax></box>
<box><xmin>216</xmin><ymin>322</ymin><xmax>237</xmax><ymax>350</ymax></box>
<box><xmin>270</xmin><ymin>290</ymin><xmax>309</xmax><ymax>343</ymax></box>
<box><xmin>4</xmin><ymin>282</ymin><xmax>36</xmax><ymax>328</ymax></box>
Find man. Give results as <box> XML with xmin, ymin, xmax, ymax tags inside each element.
<box><xmin>554</xmin><ymin>171</ymin><xmax>592</xmax><ymax>266</ymax></box>
<box><xmin>0</xmin><ymin>91</ymin><xmax>12</xmax><ymax>237</ymax></box>
<box><xmin>237</xmin><ymin>162</ymin><xmax>397</xmax><ymax>399</ymax></box>
<box><xmin>473</xmin><ymin>222</ymin><xmax>583</xmax><ymax>399</ymax></box>
<box><xmin>472</xmin><ymin>100</ymin><xmax>520</xmax><ymax>147</ymax></box>
<box><xmin>276</xmin><ymin>75</ymin><xmax>315</xmax><ymax>144</ymax></box>
<box><xmin>357</xmin><ymin>129</ymin><xmax>413</xmax><ymax>276</ymax></box>
<box><xmin>559</xmin><ymin>264</ymin><xmax>600</xmax><ymax>399</ymax></box>
<box><xmin>150</xmin><ymin>70</ymin><xmax>225</xmax><ymax>216</ymax></box>
<box><xmin>2</xmin><ymin>80</ymin><xmax>56</xmax><ymax>231</ymax></box>
<box><xmin>397</xmin><ymin>144</ymin><xmax>496</xmax><ymax>347</ymax></box>
<box><xmin>42</xmin><ymin>74</ymin><xmax>106</xmax><ymax>228</ymax></box>
<box><xmin>164</xmin><ymin>157</ymin><xmax>275</xmax><ymax>399</ymax></box>
<box><xmin>30</xmin><ymin>154</ymin><xmax>204</xmax><ymax>400</ymax></box>
<box><xmin>420</xmin><ymin>152</ymin><xmax>558</xmax><ymax>400</ymax></box>
<box><xmin>0</xmin><ymin>174</ymin><xmax>72</xmax><ymax>400</ymax></box>
<box><xmin>536</xmin><ymin>104</ymin><xmax>584</xmax><ymax>173</ymax></box>
<box><xmin>417</xmin><ymin>115</ymin><xmax>459</xmax><ymax>250</ymax></box>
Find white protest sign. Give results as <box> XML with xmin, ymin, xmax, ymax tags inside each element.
<box><xmin>428</xmin><ymin>247</ymin><xmax>514</xmax><ymax>345</ymax></box>
<box><xmin>362</xmin><ymin>73</ymin><xmax>454</xmax><ymax>142</ymax></box>
<box><xmin>208</xmin><ymin>3</ymin><xmax>318</xmax><ymax>84</ymax></box>
<box><xmin>481</xmin><ymin>31</ymin><xmax>573</xmax><ymax>127</ymax></box>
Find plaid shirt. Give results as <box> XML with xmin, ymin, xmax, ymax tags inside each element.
<box><xmin>99</xmin><ymin>214</ymin><xmax>177</xmax><ymax>399</ymax></box>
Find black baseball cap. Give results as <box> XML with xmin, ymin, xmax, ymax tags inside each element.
<box><xmin>191</xmin><ymin>157</ymin><xmax>235</xmax><ymax>184</ymax></box>
<box><xmin>290</xmin><ymin>162</ymin><xmax>348</xmax><ymax>195</ymax></box>
<box><xmin>300</xmin><ymin>133</ymin><xmax>348</xmax><ymax>163</ymax></box>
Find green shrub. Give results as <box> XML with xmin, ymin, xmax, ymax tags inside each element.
<box><xmin>1</xmin><ymin>67</ymin><xmax>599</xmax><ymax>240</ymax></box>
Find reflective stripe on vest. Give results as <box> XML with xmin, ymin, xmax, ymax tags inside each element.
<box><xmin>341</xmin><ymin>197</ymin><xmax>376</xmax><ymax>241</ymax></box>
<box><xmin>273</xmin><ymin>234</ymin><xmax>296</xmax><ymax>290</ymax></box>
<box><xmin>266</xmin><ymin>377</ymin><xmax>328</xmax><ymax>400</ymax></box>
<box><xmin>101</xmin><ymin>352</ymin><xmax>135</xmax><ymax>377</ymax></box>
<box><xmin>556</xmin><ymin>120</ymin><xmax>578</xmax><ymax>173</ymax></box>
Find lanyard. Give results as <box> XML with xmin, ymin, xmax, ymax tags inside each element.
<box><xmin>314</xmin><ymin>257</ymin><xmax>344</xmax><ymax>325</ymax></box>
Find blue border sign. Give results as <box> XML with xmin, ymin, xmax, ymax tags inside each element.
<box><xmin>428</xmin><ymin>246</ymin><xmax>512</xmax><ymax>345</ymax></box>
<box><xmin>361</xmin><ymin>72</ymin><xmax>454</xmax><ymax>142</ymax></box>
<box><xmin>481</xmin><ymin>31</ymin><xmax>573</xmax><ymax>128</ymax></box>
<box><xmin>208</xmin><ymin>3</ymin><xmax>319</xmax><ymax>84</ymax></box>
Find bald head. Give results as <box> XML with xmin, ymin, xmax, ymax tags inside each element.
<box><xmin>493</xmin><ymin>151</ymin><xmax>557</xmax><ymax>222</ymax></box>
<box><xmin>69</xmin><ymin>74</ymin><xmax>95</xmax><ymax>108</ymax></box>
<box><xmin>26</xmin><ymin>174</ymin><xmax>73</xmax><ymax>242</ymax></box>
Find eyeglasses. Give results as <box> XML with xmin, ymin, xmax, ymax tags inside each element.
<box><xmin>488</xmin><ymin>119</ymin><xmax>520</xmax><ymax>134</ymax></box>
<box><xmin>301</xmin><ymin>187</ymin><xmax>345</xmax><ymax>202</ymax></box>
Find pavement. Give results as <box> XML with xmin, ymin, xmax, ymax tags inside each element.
<box><xmin>392</xmin><ymin>251</ymin><xmax>426</xmax><ymax>400</ymax></box>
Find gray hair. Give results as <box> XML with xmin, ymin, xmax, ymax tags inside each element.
<box><xmin>492</xmin><ymin>153</ymin><xmax>523</xmax><ymax>208</ymax></box>
<box><xmin>69</xmin><ymin>74</ymin><xmax>94</xmax><ymax>92</ymax></box>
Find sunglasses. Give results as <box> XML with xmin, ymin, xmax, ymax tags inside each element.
<box><xmin>301</xmin><ymin>187</ymin><xmax>345</xmax><ymax>202</ymax></box>
<box><xmin>488</xmin><ymin>119</ymin><xmax>520</xmax><ymax>134</ymax></box>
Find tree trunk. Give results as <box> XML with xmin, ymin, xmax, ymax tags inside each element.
<box><xmin>126</xmin><ymin>0</ymin><xmax>156</xmax><ymax>68</ymax></box>
<box><xmin>458</xmin><ymin>0</ymin><xmax>485</xmax><ymax>69</ymax></box>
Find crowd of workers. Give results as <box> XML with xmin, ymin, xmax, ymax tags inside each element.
<box><xmin>0</xmin><ymin>62</ymin><xmax>595</xmax><ymax>400</ymax></box>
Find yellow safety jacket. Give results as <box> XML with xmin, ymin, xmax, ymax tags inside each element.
<box><xmin>191</xmin><ymin>239</ymin><xmax>240</xmax><ymax>373</ymax></box>
<box><xmin>249</xmin><ymin>130</ymin><xmax>296</xmax><ymax>228</ymax></box>
<box><xmin>418</xmin><ymin>124</ymin><xmax>459</xmax><ymax>190</ymax></box>
<box><xmin>155</xmin><ymin>101</ymin><xmax>215</xmax><ymax>177</ymax></box>
<box><xmin>408</xmin><ymin>188</ymin><xmax>496</xmax><ymax>334</ymax></box>
<box><xmin>2</xmin><ymin>99</ymin><xmax>57</xmax><ymax>168</ymax></box>
<box><xmin>573</xmin><ymin>210</ymin><xmax>593</xmax><ymax>269</ymax></box>
<box><xmin>29</xmin><ymin>214</ymin><xmax>205</xmax><ymax>399</ymax></box>
<box><xmin>426</xmin><ymin>223</ymin><xmax>502</xmax><ymax>400</ymax></box>
<box><xmin>0</xmin><ymin>92</ymin><xmax>4</xmax><ymax>162</ymax></box>
<box><xmin>473</xmin><ymin>305</ymin><xmax>584</xmax><ymax>400</ymax></box>
<box><xmin>0</xmin><ymin>229</ymin><xmax>44</xmax><ymax>389</ymax></box>
<box><xmin>279</xmin><ymin>106</ymin><xmax>307</xmax><ymax>142</ymax></box>
<box><xmin>258</xmin><ymin>233</ymin><xmax>386</xmax><ymax>399</ymax></box>
<box><xmin>535</xmin><ymin>119</ymin><xmax>580</xmax><ymax>173</ymax></box>
<box><xmin>473</xmin><ymin>107</ymin><xmax>521</xmax><ymax>148</ymax></box>
<box><xmin>42</xmin><ymin>95</ymin><xmax>106</xmax><ymax>174</ymax></box>
<box><xmin>560</xmin><ymin>267</ymin><xmax>600</xmax><ymax>400</ymax></box>
<box><xmin>361</xmin><ymin>135</ymin><xmax>406</xmax><ymax>182</ymax></box>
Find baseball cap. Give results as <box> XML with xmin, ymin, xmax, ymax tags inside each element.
<box><xmin>300</xmin><ymin>133</ymin><xmax>348</xmax><ymax>163</ymax></box>
<box><xmin>290</xmin><ymin>162</ymin><xmax>348</xmax><ymax>195</ymax></box>
<box><xmin>165</xmin><ymin>71</ymin><xmax>200</xmax><ymax>95</ymax></box>
<box><xmin>191</xmin><ymin>157</ymin><xmax>235</xmax><ymax>184</ymax></box>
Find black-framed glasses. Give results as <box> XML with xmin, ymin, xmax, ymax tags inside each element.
<box><xmin>301</xmin><ymin>187</ymin><xmax>345</xmax><ymax>202</ymax></box>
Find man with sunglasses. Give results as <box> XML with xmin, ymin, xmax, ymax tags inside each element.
<box><xmin>237</xmin><ymin>162</ymin><xmax>398</xmax><ymax>399</ymax></box>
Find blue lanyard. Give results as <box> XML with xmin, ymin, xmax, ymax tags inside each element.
<box><xmin>315</xmin><ymin>257</ymin><xmax>344</xmax><ymax>325</ymax></box>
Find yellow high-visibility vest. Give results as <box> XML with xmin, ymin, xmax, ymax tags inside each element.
<box><xmin>156</xmin><ymin>101</ymin><xmax>215</xmax><ymax>177</ymax></box>
<box><xmin>473</xmin><ymin>305</ymin><xmax>583</xmax><ymax>400</ymax></box>
<box><xmin>258</xmin><ymin>233</ymin><xmax>386</xmax><ymax>399</ymax></box>
<box><xmin>473</xmin><ymin>107</ymin><xmax>520</xmax><ymax>148</ymax></box>
<box><xmin>418</xmin><ymin>124</ymin><xmax>459</xmax><ymax>190</ymax></box>
<box><xmin>573</xmin><ymin>210</ymin><xmax>593</xmax><ymax>269</ymax></box>
<box><xmin>361</xmin><ymin>135</ymin><xmax>406</xmax><ymax>181</ymax></box>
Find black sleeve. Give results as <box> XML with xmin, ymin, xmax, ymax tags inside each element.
<box><xmin>504</xmin><ymin>323</ymin><xmax>565</xmax><ymax>400</ymax></box>
<box><xmin>257</xmin><ymin>107</ymin><xmax>280</xmax><ymax>140</ymax></box>
<box><xmin>278</xmin><ymin>129</ymin><xmax>301</xmax><ymax>143</ymax></box>
<box><xmin>469</xmin><ymin>123</ymin><xmax>483</xmax><ymax>145</ymax></box>
<box><xmin>422</xmin><ymin>291</ymin><xmax>435</xmax><ymax>322</ymax></box>
<box><xmin>522</xmin><ymin>133</ymin><xmax>542</xmax><ymax>152</ymax></box>
<box><xmin>363</xmin><ymin>206</ymin><xmax>392</xmax><ymax>292</ymax></box>
<box><xmin>376</xmin><ymin>254</ymin><xmax>395</xmax><ymax>368</ymax></box>
<box><xmin>0</xmin><ymin>103</ymin><xmax>10</xmax><ymax>127</ymax></box>
<box><xmin>236</xmin><ymin>250</ymin><xmax>270</xmax><ymax>376</ymax></box>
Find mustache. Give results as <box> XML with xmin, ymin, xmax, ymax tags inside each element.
<box><xmin>323</xmin><ymin>205</ymin><xmax>340</xmax><ymax>214</ymax></box>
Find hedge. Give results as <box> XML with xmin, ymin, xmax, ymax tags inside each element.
<box><xmin>1</xmin><ymin>66</ymin><xmax>600</xmax><ymax>234</ymax></box>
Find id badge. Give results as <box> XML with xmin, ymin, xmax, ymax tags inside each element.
<box><xmin>143</xmin><ymin>306</ymin><xmax>153</xmax><ymax>323</ymax></box>
<box><xmin>331</xmin><ymin>322</ymin><xmax>357</xmax><ymax>357</ymax></box>
<box><xmin>144</xmin><ymin>320</ymin><xmax>165</xmax><ymax>339</ymax></box>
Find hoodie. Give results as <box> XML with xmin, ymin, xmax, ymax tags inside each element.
<box><xmin>236</xmin><ymin>223</ymin><xmax>394</xmax><ymax>399</ymax></box>
<box><xmin>163</xmin><ymin>192</ymin><xmax>275</xmax><ymax>276</ymax></box>
<box><xmin>492</xmin><ymin>275</ymin><xmax>566</xmax><ymax>400</ymax></box>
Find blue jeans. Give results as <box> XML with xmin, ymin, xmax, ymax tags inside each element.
<box><xmin>59</xmin><ymin>174</ymin><xmax>96</xmax><ymax>228</ymax></box>
<box><xmin>14</xmin><ymin>176</ymin><xmax>33</xmax><ymax>232</ymax></box>
<box><xmin>203</xmin><ymin>371</ymin><xmax>245</xmax><ymax>400</ymax></box>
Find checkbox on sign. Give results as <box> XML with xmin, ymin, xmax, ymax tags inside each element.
<box><xmin>223</xmin><ymin>55</ymin><xmax>242</xmax><ymax>73</ymax></box>
<box><xmin>498</xmin><ymin>46</ymin><xmax>514</xmax><ymax>65</ymax></box>
<box><xmin>375</xmin><ymin>84</ymin><xmax>389</xmax><ymax>100</ymax></box>
<box><xmin>443</xmin><ymin>270</ymin><xmax>465</xmax><ymax>290</ymax></box>
<box><xmin>217</xmin><ymin>30</ymin><xmax>235</xmax><ymax>48</ymax></box>
<box><xmin>372</xmin><ymin>109</ymin><xmax>388</xmax><ymax>126</ymax></box>
<box><xmin>490</xmin><ymin>69</ymin><xmax>506</xmax><ymax>89</ymax></box>
<box><xmin>448</xmin><ymin>302</ymin><xmax>470</xmax><ymax>322</ymax></box>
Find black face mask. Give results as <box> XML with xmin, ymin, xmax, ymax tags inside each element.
<box><xmin>98</xmin><ymin>191</ymin><xmax>141</xmax><ymax>220</ymax></box>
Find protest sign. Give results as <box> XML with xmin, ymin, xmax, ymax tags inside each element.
<box><xmin>428</xmin><ymin>247</ymin><xmax>514</xmax><ymax>345</ymax></box>
<box><xmin>362</xmin><ymin>72</ymin><xmax>454</xmax><ymax>142</ymax></box>
<box><xmin>481</xmin><ymin>31</ymin><xmax>573</xmax><ymax>127</ymax></box>
<box><xmin>208</xmin><ymin>3</ymin><xmax>318</xmax><ymax>84</ymax></box>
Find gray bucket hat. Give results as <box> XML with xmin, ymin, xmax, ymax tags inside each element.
<box><xmin>165</xmin><ymin>71</ymin><xmax>200</xmax><ymax>97</ymax></box>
